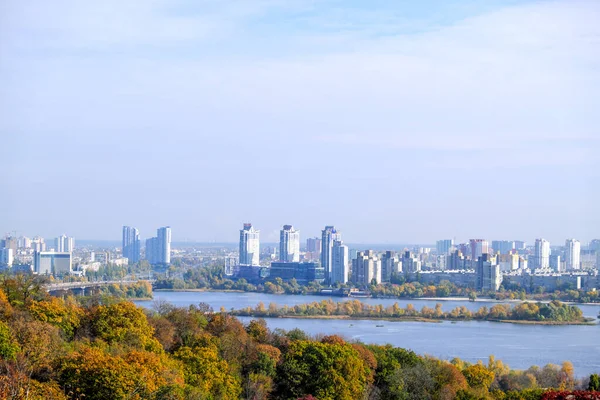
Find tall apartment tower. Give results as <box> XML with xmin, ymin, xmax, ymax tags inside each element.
<box><xmin>331</xmin><ymin>240</ymin><xmax>349</xmax><ymax>284</ymax></box>
<box><xmin>279</xmin><ymin>225</ymin><xmax>300</xmax><ymax>263</ymax></box>
<box><xmin>533</xmin><ymin>239</ymin><xmax>551</xmax><ymax>270</ymax></box>
<box><xmin>239</xmin><ymin>223</ymin><xmax>260</xmax><ymax>266</ymax></box>
<box><xmin>476</xmin><ymin>254</ymin><xmax>501</xmax><ymax>292</ymax></box>
<box><xmin>145</xmin><ymin>227</ymin><xmax>171</xmax><ymax>265</ymax></box>
<box><xmin>491</xmin><ymin>240</ymin><xmax>515</xmax><ymax>255</ymax></box>
<box><xmin>564</xmin><ymin>239</ymin><xmax>581</xmax><ymax>271</ymax></box>
<box><xmin>122</xmin><ymin>226</ymin><xmax>141</xmax><ymax>264</ymax></box>
<box><xmin>321</xmin><ymin>226</ymin><xmax>340</xmax><ymax>283</ymax></box>
<box><xmin>469</xmin><ymin>239</ymin><xmax>489</xmax><ymax>262</ymax></box>
<box><xmin>55</xmin><ymin>235</ymin><xmax>74</xmax><ymax>253</ymax></box>
<box><xmin>380</xmin><ymin>251</ymin><xmax>400</xmax><ymax>282</ymax></box>
<box><xmin>352</xmin><ymin>250</ymin><xmax>381</xmax><ymax>286</ymax></box>
<box><xmin>436</xmin><ymin>240</ymin><xmax>454</xmax><ymax>255</ymax></box>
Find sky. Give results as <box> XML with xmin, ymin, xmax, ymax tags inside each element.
<box><xmin>1</xmin><ymin>0</ymin><xmax>599</xmax><ymax>245</ymax></box>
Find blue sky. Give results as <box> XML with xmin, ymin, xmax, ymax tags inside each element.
<box><xmin>1</xmin><ymin>0</ymin><xmax>598</xmax><ymax>244</ymax></box>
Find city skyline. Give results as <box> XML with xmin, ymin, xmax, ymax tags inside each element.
<box><xmin>1</xmin><ymin>0</ymin><xmax>598</xmax><ymax>244</ymax></box>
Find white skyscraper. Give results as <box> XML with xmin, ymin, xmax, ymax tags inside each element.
<box><xmin>279</xmin><ymin>225</ymin><xmax>300</xmax><ymax>263</ymax></box>
<box><xmin>331</xmin><ymin>240</ymin><xmax>349</xmax><ymax>284</ymax></box>
<box><xmin>239</xmin><ymin>223</ymin><xmax>260</xmax><ymax>266</ymax></box>
<box><xmin>55</xmin><ymin>235</ymin><xmax>74</xmax><ymax>253</ymax></box>
<box><xmin>533</xmin><ymin>239</ymin><xmax>551</xmax><ymax>270</ymax></box>
<box><xmin>565</xmin><ymin>239</ymin><xmax>581</xmax><ymax>270</ymax></box>
<box><xmin>145</xmin><ymin>227</ymin><xmax>171</xmax><ymax>265</ymax></box>
<box><xmin>321</xmin><ymin>226</ymin><xmax>340</xmax><ymax>283</ymax></box>
<box><xmin>380</xmin><ymin>251</ymin><xmax>401</xmax><ymax>282</ymax></box>
<box><xmin>122</xmin><ymin>226</ymin><xmax>141</xmax><ymax>264</ymax></box>
<box><xmin>157</xmin><ymin>226</ymin><xmax>171</xmax><ymax>265</ymax></box>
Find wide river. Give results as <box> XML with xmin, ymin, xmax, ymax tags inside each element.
<box><xmin>135</xmin><ymin>291</ymin><xmax>600</xmax><ymax>376</ymax></box>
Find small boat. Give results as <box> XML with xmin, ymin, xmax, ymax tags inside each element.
<box><xmin>376</xmin><ymin>324</ymin><xmax>384</xmax><ymax>327</ymax></box>
<box><xmin>349</xmin><ymin>324</ymin><xmax>354</xmax><ymax>327</ymax></box>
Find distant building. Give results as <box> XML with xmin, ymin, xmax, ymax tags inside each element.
<box><xmin>269</xmin><ymin>262</ymin><xmax>325</xmax><ymax>285</ymax></box>
<box><xmin>122</xmin><ymin>226</ymin><xmax>141</xmax><ymax>264</ymax></box>
<box><xmin>475</xmin><ymin>254</ymin><xmax>501</xmax><ymax>292</ymax></box>
<box><xmin>549</xmin><ymin>254</ymin><xmax>563</xmax><ymax>272</ymax></box>
<box><xmin>224</xmin><ymin>257</ymin><xmax>238</xmax><ymax>276</ymax></box>
<box><xmin>532</xmin><ymin>239</ymin><xmax>551</xmax><ymax>271</ymax></box>
<box><xmin>331</xmin><ymin>240</ymin><xmax>349</xmax><ymax>284</ymax></box>
<box><xmin>146</xmin><ymin>226</ymin><xmax>172</xmax><ymax>265</ymax></box>
<box><xmin>491</xmin><ymin>240</ymin><xmax>515</xmax><ymax>255</ymax></box>
<box><xmin>34</xmin><ymin>251</ymin><xmax>71</xmax><ymax>275</ymax></box>
<box><xmin>18</xmin><ymin>236</ymin><xmax>31</xmax><ymax>249</ymax></box>
<box><xmin>305</xmin><ymin>237</ymin><xmax>322</xmax><ymax>262</ymax></box>
<box><xmin>447</xmin><ymin>250</ymin><xmax>468</xmax><ymax>270</ymax></box>
<box><xmin>352</xmin><ymin>250</ymin><xmax>381</xmax><ymax>286</ymax></box>
<box><xmin>565</xmin><ymin>239</ymin><xmax>581</xmax><ymax>271</ymax></box>
<box><xmin>55</xmin><ymin>235</ymin><xmax>74</xmax><ymax>253</ymax></box>
<box><xmin>321</xmin><ymin>226</ymin><xmax>340</xmax><ymax>283</ymax></box>
<box><xmin>401</xmin><ymin>251</ymin><xmax>421</xmax><ymax>273</ymax></box>
<box><xmin>497</xmin><ymin>253</ymin><xmax>519</xmax><ymax>272</ymax></box>
<box><xmin>31</xmin><ymin>237</ymin><xmax>46</xmax><ymax>252</ymax></box>
<box><xmin>380</xmin><ymin>251</ymin><xmax>401</xmax><ymax>282</ymax></box>
<box><xmin>1</xmin><ymin>236</ymin><xmax>17</xmax><ymax>253</ymax></box>
<box><xmin>436</xmin><ymin>240</ymin><xmax>454</xmax><ymax>256</ymax></box>
<box><xmin>0</xmin><ymin>248</ymin><xmax>14</xmax><ymax>266</ymax></box>
<box><xmin>279</xmin><ymin>225</ymin><xmax>300</xmax><ymax>263</ymax></box>
<box><xmin>239</xmin><ymin>223</ymin><xmax>260</xmax><ymax>266</ymax></box>
<box><xmin>514</xmin><ymin>241</ymin><xmax>527</xmax><ymax>250</ymax></box>
<box><xmin>469</xmin><ymin>239</ymin><xmax>489</xmax><ymax>263</ymax></box>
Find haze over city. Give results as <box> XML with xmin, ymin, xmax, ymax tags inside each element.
<box><xmin>1</xmin><ymin>0</ymin><xmax>599</xmax><ymax>243</ymax></box>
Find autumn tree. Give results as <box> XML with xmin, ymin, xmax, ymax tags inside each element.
<box><xmin>276</xmin><ymin>340</ymin><xmax>372</xmax><ymax>400</ymax></box>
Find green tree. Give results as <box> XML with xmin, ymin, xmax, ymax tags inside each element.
<box><xmin>276</xmin><ymin>340</ymin><xmax>372</xmax><ymax>400</ymax></box>
<box><xmin>589</xmin><ymin>373</ymin><xmax>600</xmax><ymax>391</ymax></box>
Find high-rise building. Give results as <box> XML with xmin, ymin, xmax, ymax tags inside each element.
<box><xmin>18</xmin><ymin>236</ymin><xmax>31</xmax><ymax>249</ymax></box>
<box><xmin>239</xmin><ymin>223</ymin><xmax>260</xmax><ymax>266</ymax></box>
<box><xmin>549</xmin><ymin>254</ymin><xmax>563</xmax><ymax>272</ymax></box>
<box><xmin>306</xmin><ymin>238</ymin><xmax>321</xmax><ymax>253</ymax></box>
<box><xmin>321</xmin><ymin>226</ymin><xmax>340</xmax><ymax>283</ymax></box>
<box><xmin>401</xmin><ymin>250</ymin><xmax>421</xmax><ymax>273</ymax></box>
<box><xmin>514</xmin><ymin>241</ymin><xmax>527</xmax><ymax>250</ymax></box>
<box><xmin>380</xmin><ymin>251</ymin><xmax>401</xmax><ymax>282</ymax></box>
<box><xmin>532</xmin><ymin>239</ymin><xmax>550</xmax><ymax>270</ymax></box>
<box><xmin>564</xmin><ymin>239</ymin><xmax>581</xmax><ymax>271</ymax></box>
<box><xmin>55</xmin><ymin>235</ymin><xmax>74</xmax><ymax>253</ymax></box>
<box><xmin>1</xmin><ymin>236</ymin><xmax>17</xmax><ymax>253</ymax></box>
<box><xmin>436</xmin><ymin>240</ymin><xmax>454</xmax><ymax>255</ymax></box>
<box><xmin>491</xmin><ymin>240</ymin><xmax>515</xmax><ymax>255</ymax></box>
<box><xmin>34</xmin><ymin>251</ymin><xmax>71</xmax><ymax>275</ymax></box>
<box><xmin>122</xmin><ymin>226</ymin><xmax>141</xmax><ymax>264</ymax></box>
<box><xmin>0</xmin><ymin>248</ymin><xmax>14</xmax><ymax>266</ymax></box>
<box><xmin>279</xmin><ymin>225</ymin><xmax>300</xmax><ymax>263</ymax></box>
<box><xmin>469</xmin><ymin>239</ymin><xmax>489</xmax><ymax>262</ymax></box>
<box><xmin>497</xmin><ymin>253</ymin><xmax>519</xmax><ymax>272</ymax></box>
<box><xmin>352</xmin><ymin>250</ymin><xmax>381</xmax><ymax>286</ymax></box>
<box><xmin>145</xmin><ymin>227</ymin><xmax>172</xmax><ymax>265</ymax></box>
<box><xmin>476</xmin><ymin>254</ymin><xmax>501</xmax><ymax>292</ymax></box>
<box><xmin>447</xmin><ymin>250</ymin><xmax>467</xmax><ymax>270</ymax></box>
<box><xmin>331</xmin><ymin>240</ymin><xmax>349</xmax><ymax>284</ymax></box>
<box><xmin>31</xmin><ymin>237</ymin><xmax>46</xmax><ymax>252</ymax></box>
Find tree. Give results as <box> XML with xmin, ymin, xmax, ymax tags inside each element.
<box><xmin>174</xmin><ymin>345</ymin><xmax>242</xmax><ymax>399</ymax></box>
<box><xmin>463</xmin><ymin>364</ymin><xmax>495</xmax><ymax>391</ymax></box>
<box><xmin>89</xmin><ymin>301</ymin><xmax>162</xmax><ymax>352</ymax></box>
<box><xmin>0</xmin><ymin>320</ymin><xmax>19</xmax><ymax>360</ymax></box>
<box><xmin>276</xmin><ymin>340</ymin><xmax>372</xmax><ymax>400</ymax></box>
<box><xmin>589</xmin><ymin>374</ymin><xmax>600</xmax><ymax>391</ymax></box>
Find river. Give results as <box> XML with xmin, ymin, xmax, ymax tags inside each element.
<box><xmin>135</xmin><ymin>291</ymin><xmax>600</xmax><ymax>376</ymax></box>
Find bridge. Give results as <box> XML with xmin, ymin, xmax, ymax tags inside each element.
<box><xmin>45</xmin><ymin>280</ymin><xmax>154</xmax><ymax>293</ymax></box>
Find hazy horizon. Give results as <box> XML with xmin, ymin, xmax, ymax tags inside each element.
<box><xmin>1</xmin><ymin>0</ymin><xmax>598</xmax><ymax>244</ymax></box>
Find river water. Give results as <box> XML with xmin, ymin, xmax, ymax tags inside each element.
<box><xmin>135</xmin><ymin>291</ymin><xmax>600</xmax><ymax>376</ymax></box>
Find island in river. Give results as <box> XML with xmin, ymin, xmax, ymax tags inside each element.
<box><xmin>230</xmin><ymin>298</ymin><xmax>594</xmax><ymax>325</ymax></box>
